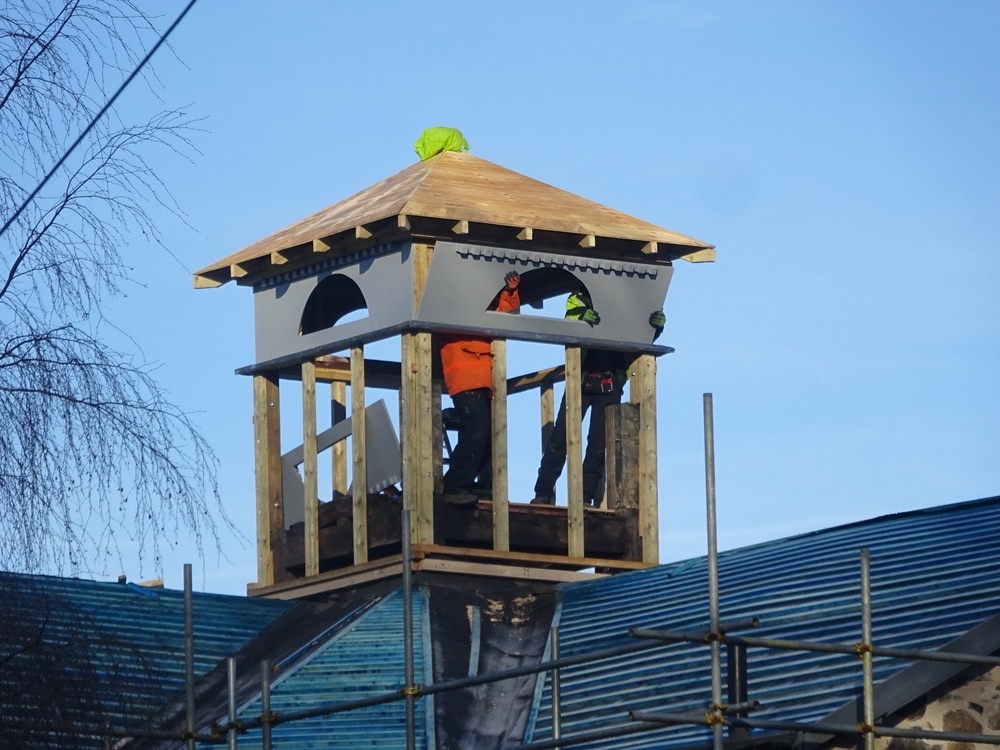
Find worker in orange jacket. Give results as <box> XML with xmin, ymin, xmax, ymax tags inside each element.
<box><xmin>440</xmin><ymin>270</ymin><xmax>520</xmax><ymax>505</ymax></box>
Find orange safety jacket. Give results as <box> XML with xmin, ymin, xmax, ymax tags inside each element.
<box><xmin>440</xmin><ymin>287</ymin><xmax>519</xmax><ymax>396</ymax></box>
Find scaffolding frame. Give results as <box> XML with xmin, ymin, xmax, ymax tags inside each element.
<box><xmin>12</xmin><ymin>394</ymin><xmax>1000</xmax><ymax>750</ymax></box>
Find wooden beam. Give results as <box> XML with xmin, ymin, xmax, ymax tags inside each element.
<box><xmin>230</xmin><ymin>263</ymin><xmax>249</xmax><ymax>279</ymax></box>
<box><xmin>565</xmin><ymin>345</ymin><xmax>584</xmax><ymax>557</ymax></box>
<box><xmin>432</xmin><ymin>379</ymin><xmax>444</xmax><ymax>496</ymax></box>
<box><xmin>351</xmin><ymin>346</ymin><xmax>368</xmax><ymax>565</ymax></box>
<box><xmin>491</xmin><ymin>339</ymin><xmax>510</xmax><ymax>551</ymax></box>
<box><xmin>312</xmin><ymin>237</ymin><xmax>332</xmax><ymax>254</ymax></box>
<box><xmin>507</xmin><ymin>364</ymin><xmax>565</xmax><ymax>395</ymax></box>
<box><xmin>641</xmin><ymin>241</ymin><xmax>658</xmax><ymax>255</ymax></box>
<box><xmin>451</xmin><ymin>219</ymin><xmax>469</xmax><ymax>235</ymax></box>
<box><xmin>193</xmin><ymin>274</ymin><xmax>223</xmax><ymax>289</ymax></box>
<box><xmin>631</xmin><ymin>354</ymin><xmax>659</xmax><ymax>564</ymax></box>
<box><xmin>253</xmin><ymin>374</ymin><xmax>282</xmax><ymax>586</ymax></box>
<box><xmin>412</xmin><ymin>242</ymin><xmax>433</xmax><ymax>314</ymax></box>
<box><xmin>516</xmin><ymin>227</ymin><xmax>533</xmax><ymax>241</ymax></box>
<box><xmin>578</xmin><ymin>234</ymin><xmax>596</xmax><ymax>249</ymax></box>
<box><xmin>331</xmin><ymin>381</ymin><xmax>347</xmax><ymax>496</ymax></box>
<box><xmin>401</xmin><ymin>332</ymin><xmax>434</xmax><ymax>545</ymax></box>
<box><xmin>270</xmin><ymin>250</ymin><xmax>290</xmax><ymax>265</ymax></box>
<box><xmin>397</xmin><ymin>214</ymin><xmax>411</xmax><ymax>230</ymax></box>
<box><xmin>301</xmin><ymin>361</ymin><xmax>319</xmax><ymax>577</ymax></box>
<box><xmin>354</xmin><ymin>225</ymin><xmax>372</xmax><ymax>240</ymax></box>
<box><xmin>540</xmin><ymin>381</ymin><xmax>555</xmax><ymax>461</ymax></box>
<box><xmin>680</xmin><ymin>247</ymin><xmax>717</xmax><ymax>263</ymax></box>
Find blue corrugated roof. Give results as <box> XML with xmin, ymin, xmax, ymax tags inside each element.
<box><xmin>216</xmin><ymin>588</ymin><xmax>433</xmax><ymax>750</ymax></box>
<box><xmin>526</xmin><ymin>495</ymin><xmax>1000</xmax><ymax>748</ymax></box>
<box><xmin>0</xmin><ymin>572</ymin><xmax>291</xmax><ymax>745</ymax></box>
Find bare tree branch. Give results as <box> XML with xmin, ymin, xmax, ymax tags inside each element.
<box><xmin>0</xmin><ymin>1</ymin><xmax>231</xmax><ymax>578</ymax></box>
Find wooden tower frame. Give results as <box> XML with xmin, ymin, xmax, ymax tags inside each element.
<box><xmin>193</xmin><ymin>151</ymin><xmax>714</xmax><ymax>597</ymax></box>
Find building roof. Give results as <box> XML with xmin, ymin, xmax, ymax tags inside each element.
<box><xmin>0</xmin><ymin>573</ymin><xmax>291</xmax><ymax>748</ymax></box>
<box><xmin>5</xmin><ymin>495</ymin><xmax>999</xmax><ymax>748</ymax></box>
<box><xmin>193</xmin><ymin>151</ymin><xmax>715</xmax><ymax>288</ymax></box>
<box><xmin>526</xmin><ymin>494</ymin><xmax>1000</xmax><ymax>748</ymax></box>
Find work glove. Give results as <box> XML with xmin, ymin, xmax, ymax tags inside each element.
<box><xmin>581</xmin><ymin>308</ymin><xmax>601</xmax><ymax>326</ymax></box>
<box><xmin>649</xmin><ymin>310</ymin><xmax>665</xmax><ymax>340</ymax></box>
<box><xmin>504</xmin><ymin>270</ymin><xmax>520</xmax><ymax>289</ymax></box>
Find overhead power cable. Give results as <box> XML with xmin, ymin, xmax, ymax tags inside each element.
<box><xmin>0</xmin><ymin>0</ymin><xmax>199</xmax><ymax>241</ymax></box>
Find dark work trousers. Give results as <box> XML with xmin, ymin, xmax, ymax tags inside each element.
<box><xmin>534</xmin><ymin>389</ymin><xmax>622</xmax><ymax>503</ymax></box>
<box><xmin>443</xmin><ymin>387</ymin><xmax>491</xmax><ymax>493</ymax></box>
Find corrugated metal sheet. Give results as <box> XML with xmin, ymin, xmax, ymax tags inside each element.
<box><xmin>226</xmin><ymin>588</ymin><xmax>433</xmax><ymax>750</ymax></box>
<box><xmin>526</xmin><ymin>495</ymin><xmax>1000</xmax><ymax>749</ymax></box>
<box><xmin>0</xmin><ymin>573</ymin><xmax>291</xmax><ymax>745</ymax></box>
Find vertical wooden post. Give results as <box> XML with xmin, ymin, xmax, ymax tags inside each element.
<box><xmin>432</xmin><ymin>379</ymin><xmax>444</xmax><ymax>496</ymax></box>
<box><xmin>408</xmin><ymin>241</ymin><xmax>436</xmax><ymax>546</ymax></box>
<box><xmin>301</xmin><ymin>361</ymin><xmax>319</xmax><ymax>577</ymax></box>
<box><xmin>631</xmin><ymin>353</ymin><xmax>659</xmax><ymax>564</ymax></box>
<box><xmin>253</xmin><ymin>373</ymin><xmax>282</xmax><ymax>586</ymax></box>
<box><xmin>331</xmin><ymin>381</ymin><xmax>347</xmax><ymax>496</ymax></box>
<box><xmin>565</xmin><ymin>345</ymin><xmax>584</xmax><ymax>558</ymax></box>
<box><xmin>402</xmin><ymin>331</ymin><xmax>434</xmax><ymax>545</ymax></box>
<box><xmin>540</xmin><ymin>381</ymin><xmax>554</xmax><ymax>457</ymax></box>
<box><xmin>351</xmin><ymin>346</ymin><xmax>368</xmax><ymax>565</ymax></box>
<box><xmin>491</xmin><ymin>339</ymin><xmax>510</xmax><ymax>552</ymax></box>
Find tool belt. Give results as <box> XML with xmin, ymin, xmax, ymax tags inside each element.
<box><xmin>582</xmin><ymin>371</ymin><xmax>616</xmax><ymax>395</ymax></box>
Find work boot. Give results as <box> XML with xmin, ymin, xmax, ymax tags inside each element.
<box><xmin>530</xmin><ymin>494</ymin><xmax>555</xmax><ymax>505</ymax></box>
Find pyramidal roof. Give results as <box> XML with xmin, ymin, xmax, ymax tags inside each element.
<box><xmin>194</xmin><ymin>151</ymin><xmax>715</xmax><ymax>288</ymax></box>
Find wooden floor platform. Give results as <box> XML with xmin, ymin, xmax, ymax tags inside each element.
<box><xmin>258</xmin><ymin>492</ymin><xmax>648</xmax><ymax>598</ymax></box>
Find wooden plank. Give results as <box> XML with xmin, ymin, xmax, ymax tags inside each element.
<box><xmin>540</xmin><ymin>381</ymin><xmax>554</xmax><ymax>459</ymax></box>
<box><xmin>432</xmin><ymin>379</ymin><xmax>443</xmax><ymax>495</ymax></box>
<box><xmin>351</xmin><ymin>346</ymin><xmax>368</xmax><ymax>564</ymax></box>
<box><xmin>565</xmin><ymin>345</ymin><xmax>584</xmax><ymax>557</ymax></box>
<box><xmin>331</xmin><ymin>381</ymin><xmax>347</xmax><ymax>495</ymax></box>
<box><xmin>401</xmin><ymin>332</ymin><xmax>434</xmax><ymax>545</ymax></box>
<box><xmin>301</xmin><ymin>361</ymin><xmax>319</xmax><ymax>577</ymax></box>
<box><xmin>413</xmin><ymin>544</ymin><xmax>648</xmax><ymax>572</ymax></box>
<box><xmin>415</xmin><ymin>558</ymin><xmax>606</xmax><ymax>583</ymax></box>
<box><xmin>516</xmin><ymin>227</ymin><xmax>533</xmax><ymax>241</ymax></box>
<box><xmin>633</xmin><ymin>354</ymin><xmax>659</xmax><ymax>564</ymax></box>
<box><xmin>491</xmin><ymin>339</ymin><xmax>510</xmax><ymax>551</ymax></box>
<box><xmin>606</xmin><ymin>403</ymin><xmax>640</xmax><ymax>511</ymax></box>
<box><xmin>248</xmin><ymin>556</ymin><xmax>407</xmax><ymax>600</ymax></box>
<box><xmin>253</xmin><ymin>374</ymin><xmax>282</xmax><ymax>586</ymax></box>
<box><xmin>507</xmin><ymin>364</ymin><xmax>565</xmax><ymax>395</ymax></box>
<box><xmin>412</xmin><ymin>242</ymin><xmax>433</xmax><ymax>313</ymax></box>
<box><xmin>354</xmin><ymin>225</ymin><xmax>372</xmax><ymax>239</ymax></box>
<box><xmin>451</xmin><ymin>219</ymin><xmax>469</xmax><ymax>235</ymax></box>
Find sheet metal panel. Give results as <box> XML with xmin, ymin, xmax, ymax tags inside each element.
<box><xmin>227</xmin><ymin>588</ymin><xmax>433</xmax><ymax>750</ymax></box>
<box><xmin>527</xmin><ymin>496</ymin><xmax>1000</xmax><ymax>749</ymax></box>
<box><xmin>0</xmin><ymin>573</ymin><xmax>291</xmax><ymax>743</ymax></box>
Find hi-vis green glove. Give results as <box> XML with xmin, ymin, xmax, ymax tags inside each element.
<box><xmin>649</xmin><ymin>309</ymin><xmax>665</xmax><ymax>341</ymax></box>
<box><xmin>414</xmin><ymin>127</ymin><xmax>470</xmax><ymax>160</ymax></box>
<box><xmin>581</xmin><ymin>308</ymin><xmax>601</xmax><ymax>326</ymax></box>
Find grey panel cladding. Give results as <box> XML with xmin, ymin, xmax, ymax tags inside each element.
<box><xmin>250</xmin><ymin>240</ymin><xmax>673</xmax><ymax>368</ymax></box>
<box><xmin>418</xmin><ymin>241</ymin><xmax>674</xmax><ymax>350</ymax></box>
<box><xmin>253</xmin><ymin>242</ymin><xmax>413</xmax><ymax>364</ymax></box>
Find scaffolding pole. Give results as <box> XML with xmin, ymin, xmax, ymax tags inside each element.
<box><xmin>702</xmin><ymin>393</ymin><xmax>723</xmax><ymax>750</ymax></box>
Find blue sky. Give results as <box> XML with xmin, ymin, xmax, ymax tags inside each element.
<box><xmin>99</xmin><ymin>1</ymin><xmax>999</xmax><ymax>594</ymax></box>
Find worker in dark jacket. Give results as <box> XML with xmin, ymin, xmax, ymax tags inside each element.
<box><xmin>531</xmin><ymin>291</ymin><xmax>665</xmax><ymax>507</ymax></box>
<box><xmin>440</xmin><ymin>271</ymin><xmax>520</xmax><ymax>506</ymax></box>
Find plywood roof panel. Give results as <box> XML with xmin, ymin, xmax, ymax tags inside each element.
<box><xmin>194</xmin><ymin>151</ymin><xmax>714</xmax><ymax>286</ymax></box>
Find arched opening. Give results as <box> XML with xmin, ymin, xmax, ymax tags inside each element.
<box><xmin>490</xmin><ymin>267</ymin><xmax>591</xmax><ymax>319</ymax></box>
<box><xmin>299</xmin><ymin>274</ymin><xmax>369</xmax><ymax>335</ymax></box>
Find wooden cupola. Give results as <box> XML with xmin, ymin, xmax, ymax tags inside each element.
<box><xmin>193</xmin><ymin>150</ymin><xmax>714</xmax><ymax>598</ymax></box>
